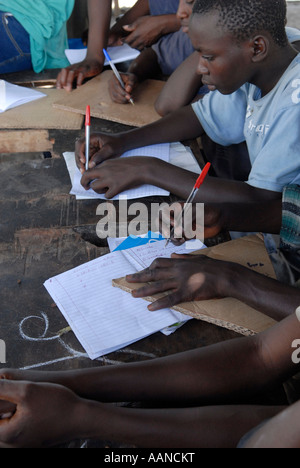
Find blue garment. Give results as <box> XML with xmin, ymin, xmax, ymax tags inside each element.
<box><xmin>152</xmin><ymin>28</ymin><xmax>194</xmax><ymax>76</ymax></box>
<box><xmin>0</xmin><ymin>0</ymin><xmax>74</xmax><ymax>73</ymax></box>
<box><xmin>192</xmin><ymin>54</ymin><xmax>300</xmax><ymax>193</ymax></box>
<box><xmin>0</xmin><ymin>12</ymin><xmax>31</xmax><ymax>73</ymax></box>
<box><xmin>148</xmin><ymin>0</ymin><xmax>179</xmax><ymax>16</ymax></box>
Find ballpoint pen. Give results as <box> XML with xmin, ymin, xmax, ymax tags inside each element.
<box><xmin>85</xmin><ymin>104</ymin><xmax>90</xmax><ymax>172</ymax></box>
<box><xmin>165</xmin><ymin>162</ymin><xmax>211</xmax><ymax>247</ymax></box>
<box><xmin>103</xmin><ymin>48</ymin><xmax>135</xmax><ymax>106</ymax></box>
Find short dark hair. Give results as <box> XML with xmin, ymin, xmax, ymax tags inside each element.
<box><xmin>192</xmin><ymin>0</ymin><xmax>288</xmax><ymax>47</ymax></box>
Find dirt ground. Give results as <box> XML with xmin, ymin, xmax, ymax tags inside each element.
<box><xmin>287</xmin><ymin>2</ymin><xmax>300</xmax><ymax>28</ymax></box>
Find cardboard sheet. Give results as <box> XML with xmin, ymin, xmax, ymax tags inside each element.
<box><xmin>0</xmin><ymin>88</ymin><xmax>83</xmax><ymax>130</ymax></box>
<box><xmin>53</xmin><ymin>71</ymin><xmax>164</xmax><ymax>127</ymax></box>
<box><xmin>112</xmin><ymin>234</ymin><xmax>278</xmax><ymax>336</ymax></box>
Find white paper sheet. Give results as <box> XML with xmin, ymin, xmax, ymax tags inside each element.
<box><xmin>44</xmin><ymin>240</ymin><xmax>203</xmax><ymax>359</ymax></box>
<box><xmin>65</xmin><ymin>143</ymin><xmax>171</xmax><ymax>200</ymax></box>
<box><xmin>65</xmin><ymin>44</ymin><xmax>140</xmax><ymax>66</ymax></box>
<box><xmin>0</xmin><ymin>80</ymin><xmax>46</xmax><ymax>113</ymax></box>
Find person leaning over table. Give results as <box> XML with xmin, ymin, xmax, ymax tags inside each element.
<box><xmin>75</xmin><ymin>0</ymin><xmax>300</xmax><ymax>207</ymax></box>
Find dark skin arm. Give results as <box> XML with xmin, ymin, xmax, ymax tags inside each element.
<box><xmin>80</xmin><ymin>155</ymin><xmax>281</xmax><ymax>203</ymax></box>
<box><xmin>126</xmin><ymin>253</ymin><xmax>300</xmax><ymax>321</ymax></box>
<box><xmin>128</xmin><ymin>199</ymin><xmax>292</xmax><ymax>320</ymax></box>
<box><xmin>56</xmin><ymin>0</ymin><xmax>111</xmax><ymax>91</ymax></box>
<box><xmin>109</xmin><ymin>0</ymin><xmax>180</xmax><ymax>50</ymax></box>
<box><xmin>159</xmin><ymin>200</ymin><xmax>282</xmax><ymax>242</ymax></box>
<box><xmin>0</xmin><ymin>313</ymin><xmax>299</xmax><ymax>447</ymax></box>
<box><xmin>75</xmin><ymin>104</ymin><xmax>281</xmax><ymax>203</ymax></box>
<box><xmin>155</xmin><ymin>51</ymin><xmax>204</xmax><ymax>116</ymax></box>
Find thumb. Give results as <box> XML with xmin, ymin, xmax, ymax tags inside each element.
<box><xmin>170</xmin><ymin>253</ymin><xmax>190</xmax><ymax>259</ymax></box>
<box><xmin>0</xmin><ymin>379</ymin><xmax>23</xmax><ymax>406</ymax></box>
<box><xmin>123</xmin><ymin>24</ymin><xmax>136</xmax><ymax>32</ymax></box>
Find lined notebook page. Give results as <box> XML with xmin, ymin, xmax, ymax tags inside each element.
<box><xmin>68</xmin><ymin>143</ymin><xmax>170</xmax><ymax>200</ymax></box>
<box><xmin>123</xmin><ymin>239</ymin><xmax>206</xmax><ymax>270</ymax></box>
<box><xmin>44</xmin><ymin>247</ymin><xmax>188</xmax><ymax>359</ymax></box>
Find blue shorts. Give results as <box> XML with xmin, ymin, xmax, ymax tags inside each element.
<box><xmin>0</xmin><ymin>12</ymin><xmax>32</xmax><ymax>74</ymax></box>
<box><xmin>149</xmin><ymin>0</ymin><xmax>179</xmax><ymax>16</ymax></box>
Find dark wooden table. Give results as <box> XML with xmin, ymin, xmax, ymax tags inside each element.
<box><xmin>0</xmin><ymin>69</ymin><xmax>238</xmax><ymax>446</ymax></box>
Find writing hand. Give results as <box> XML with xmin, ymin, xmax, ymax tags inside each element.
<box><xmin>80</xmin><ymin>157</ymin><xmax>151</xmax><ymax>199</ymax></box>
<box><xmin>108</xmin><ymin>73</ymin><xmax>138</xmax><ymax>104</ymax></box>
<box><xmin>75</xmin><ymin>133</ymin><xmax>123</xmax><ymax>172</ymax></box>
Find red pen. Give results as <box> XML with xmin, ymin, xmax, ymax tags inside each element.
<box><xmin>85</xmin><ymin>105</ymin><xmax>91</xmax><ymax>171</ymax></box>
<box><xmin>165</xmin><ymin>162</ymin><xmax>211</xmax><ymax>246</ymax></box>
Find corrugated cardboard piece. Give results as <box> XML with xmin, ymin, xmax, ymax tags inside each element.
<box><xmin>53</xmin><ymin>71</ymin><xmax>164</xmax><ymax>127</ymax></box>
<box><xmin>112</xmin><ymin>234</ymin><xmax>278</xmax><ymax>336</ymax></box>
<box><xmin>0</xmin><ymin>88</ymin><xmax>83</xmax><ymax>130</ymax></box>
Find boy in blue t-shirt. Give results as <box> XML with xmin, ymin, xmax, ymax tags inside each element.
<box><xmin>78</xmin><ymin>0</ymin><xmax>300</xmax><ymax>207</ymax></box>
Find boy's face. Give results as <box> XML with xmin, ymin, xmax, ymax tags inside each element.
<box><xmin>189</xmin><ymin>12</ymin><xmax>252</xmax><ymax>95</ymax></box>
<box><xmin>177</xmin><ymin>0</ymin><xmax>195</xmax><ymax>33</ymax></box>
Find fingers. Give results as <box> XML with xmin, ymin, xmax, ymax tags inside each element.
<box><xmin>147</xmin><ymin>291</ymin><xmax>182</xmax><ymax>312</ymax></box>
<box><xmin>56</xmin><ymin>68</ymin><xmax>76</xmax><ymax>92</ymax></box>
<box><xmin>109</xmin><ymin>75</ymin><xmax>135</xmax><ymax>104</ymax></box>
<box><xmin>126</xmin><ymin>262</ymin><xmax>182</xmax><ymax>312</ymax></box>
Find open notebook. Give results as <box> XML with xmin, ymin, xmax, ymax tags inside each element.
<box><xmin>64</xmin><ymin>143</ymin><xmax>171</xmax><ymax>200</ymax></box>
<box><xmin>44</xmin><ymin>239</ymin><xmax>204</xmax><ymax>359</ymax></box>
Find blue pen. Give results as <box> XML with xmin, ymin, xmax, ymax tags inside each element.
<box><xmin>103</xmin><ymin>48</ymin><xmax>135</xmax><ymax>105</ymax></box>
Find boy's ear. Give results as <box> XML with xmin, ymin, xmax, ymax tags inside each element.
<box><xmin>250</xmin><ymin>35</ymin><xmax>269</xmax><ymax>62</ymax></box>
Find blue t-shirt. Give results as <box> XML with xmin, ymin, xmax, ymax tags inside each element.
<box><xmin>148</xmin><ymin>0</ymin><xmax>179</xmax><ymax>16</ymax></box>
<box><xmin>152</xmin><ymin>29</ymin><xmax>194</xmax><ymax>75</ymax></box>
<box><xmin>192</xmin><ymin>54</ymin><xmax>300</xmax><ymax>193</ymax></box>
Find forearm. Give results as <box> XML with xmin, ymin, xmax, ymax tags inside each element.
<box><xmin>155</xmin><ymin>52</ymin><xmax>203</xmax><ymax>116</ymax></box>
<box><xmin>223</xmin><ymin>263</ymin><xmax>300</xmax><ymax>321</ymax></box>
<box><xmin>140</xmin><ymin>160</ymin><xmax>282</xmax><ymax>203</ymax></box>
<box><xmin>218</xmin><ymin>199</ymin><xmax>282</xmax><ymax>234</ymax></box>
<box><xmin>86</xmin><ymin>0</ymin><xmax>112</xmax><ymax>63</ymax></box>
<box><xmin>121</xmin><ymin>105</ymin><xmax>204</xmax><ymax>151</ymax></box>
<box><xmin>21</xmin><ymin>336</ymin><xmax>281</xmax><ymax>405</ymax></box>
<box><xmin>77</xmin><ymin>399</ymin><xmax>241</xmax><ymax>448</ymax></box>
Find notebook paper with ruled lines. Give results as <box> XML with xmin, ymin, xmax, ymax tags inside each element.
<box><xmin>44</xmin><ymin>240</ymin><xmax>200</xmax><ymax>359</ymax></box>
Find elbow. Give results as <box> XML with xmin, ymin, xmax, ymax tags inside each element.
<box><xmin>154</xmin><ymin>96</ymin><xmax>178</xmax><ymax>117</ymax></box>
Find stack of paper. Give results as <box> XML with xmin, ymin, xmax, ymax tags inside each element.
<box><xmin>44</xmin><ymin>239</ymin><xmax>204</xmax><ymax>359</ymax></box>
<box><xmin>0</xmin><ymin>80</ymin><xmax>46</xmax><ymax>113</ymax></box>
<box><xmin>65</xmin><ymin>44</ymin><xmax>140</xmax><ymax>66</ymax></box>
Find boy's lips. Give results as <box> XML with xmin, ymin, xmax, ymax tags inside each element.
<box><xmin>181</xmin><ymin>21</ymin><xmax>189</xmax><ymax>33</ymax></box>
<box><xmin>202</xmin><ymin>79</ymin><xmax>217</xmax><ymax>91</ymax></box>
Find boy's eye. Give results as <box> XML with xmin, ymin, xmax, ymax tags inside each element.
<box><xmin>202</xmin><ymin>56</ymin><xmax>214</xmax><ymax>62</ymax></box>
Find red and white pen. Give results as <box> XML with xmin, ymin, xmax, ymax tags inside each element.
<box><xmin>165</xmin><ymin>162</ymin><xmax>211</xmax><ymax>247</ymax></box>
<box><xmin>85</xmin><ymin>105</ymin><xmax>91</xmax><ymax>172</ymax></box>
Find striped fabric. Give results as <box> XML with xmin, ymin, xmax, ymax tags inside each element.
<box><xmin>280</xmin><ymin>184</ymin><xmax>300</xmax><ymax>251</ymax></box>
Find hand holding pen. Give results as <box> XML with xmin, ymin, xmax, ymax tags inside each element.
<box><xmin>165</xmin><ymin>163</ymin><xmax>211</xmax><ymax>247</ymax></box>
<box><xmin>103</xmin><ymin>49</ymin><xmax>135</xmax><ymax>106</ymax></box>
